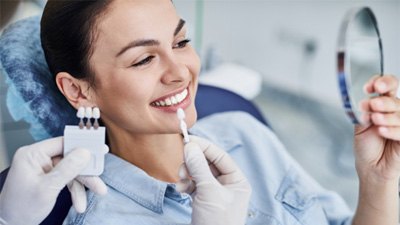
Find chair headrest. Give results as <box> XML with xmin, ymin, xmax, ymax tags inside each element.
<box><xmin>0</xmin><ymin>16</ymin><xmax>76</xmax><ymax>140</ymax></box>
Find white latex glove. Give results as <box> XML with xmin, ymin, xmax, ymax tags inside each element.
<box><xmin>0</xmin><ymin>137</ymin><xmax>107</xmax><ymax>225</ymax></box>
<box><xmin>183</xmin><ymin>136</ymin><xmax>252</xmax><ymax>225</ymax></box>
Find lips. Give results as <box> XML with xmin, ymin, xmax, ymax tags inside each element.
<box><xmin>150</xmin><ymin>88</ymin><xmax>188</xmax><ymax>107</ymax></box>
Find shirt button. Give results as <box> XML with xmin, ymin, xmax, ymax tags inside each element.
<box><xmin>247</xmin><ymin>210</ymin><xmax>256</xmax><ymax>218</ymax></box>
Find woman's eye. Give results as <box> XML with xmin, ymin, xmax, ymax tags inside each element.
<box><xmin>131</xmin><ymin>55</ymin><xmax>155</xmax><ymax>67</ymax></box>
<box><xmin>173</xmin><ymin>39</ymin><xmax>191</xmax><ymax>49</ymax></box>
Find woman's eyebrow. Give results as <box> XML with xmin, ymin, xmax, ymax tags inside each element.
<box><xmin>174</xmin><ymin>18</ymin><xmax>186</xmax><ymax>36</ymax></box>
<box><xmin>116</xmin><ymin>39</ymin><xmax>160</xmax><ymax>57</ymax></box>
<box><xmin>116</xmin><ymin>18</ymin><xmax>186</xmax><ymax>58</ymax></box>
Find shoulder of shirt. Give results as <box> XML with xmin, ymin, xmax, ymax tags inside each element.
<box><xmin>190</xmin><ymin>111</ymin><xmax>293</xmax><ymax>178</ymax></box>
<box><xmin>191</xmin><ymin>110</ymin><xmax>265</xmax><ymax>132</ymax></box>
<box><xmin>190</xmin><ymin>111</ymin><xmax>277</xmax><ymax>146</ymax></box>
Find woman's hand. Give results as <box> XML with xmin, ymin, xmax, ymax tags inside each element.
<box><xmin>353</xmin><ymin>74</ymin><xmax>400</xmax><ymax>225</ymax></box>
<box><xmin>355</xmin><ymin>75</ymin><xmax>400</xmax><ymax>182</ymax></box>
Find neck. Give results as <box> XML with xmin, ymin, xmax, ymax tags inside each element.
<box><xmin>107</xmin><ymin>129</ymin><xmax>185</xmax><ymax>183</ymax></box>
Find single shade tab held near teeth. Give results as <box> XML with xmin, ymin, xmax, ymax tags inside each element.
<box><xmin>176</xmin><ymin>107</ymin><xmax>194</xmax><ymax>194</ymax></box>
<box><xmin>177</xmin><ymin>108</ymin><xmax>190</xmax><ymax>144</ymax></box>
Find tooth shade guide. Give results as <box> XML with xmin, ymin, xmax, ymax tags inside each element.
<box><xmin>177</xmin><ymin>108</ymin><xmax>185</xmax><ymax>120</ymax></box>
<box><xmin>79</xmin><ymin>119</ymin><xmax>85</xmax><ymax>129</ymax></box>
<box><xmin>177</xmin><ymin>108</ymin><xmax>190</xmax><ymax>144</ymax></box>
<box><xmin>77</xmin><ymin>107</ymin><xmax>85</xmax><ymax>129</ymax></box>
<box><xmin>77</xmin><ymin>107</ymin><xmax>85</xmax><ymax>118</ymax></box>
<box><xmin>93</xmin><ymin>120</ymin><xmax>99</xmax><ymax>129</ymax></box>
<box><xmin>93</xmin><ymin>107</ymin><xmax>100</xmax><ymax>119</ymax></box>
<box><xmin>85</xmin><ymin>107</ymin><xmax>93</xmax><ymax>118</ymax></box>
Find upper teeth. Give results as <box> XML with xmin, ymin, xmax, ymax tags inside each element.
<box><xmin>152</xmin><ymin>89</ymin><xmax>188</xmax><ymax>107</ymax></box>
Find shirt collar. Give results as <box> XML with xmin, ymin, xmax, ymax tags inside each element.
<box><xmin>100</xmin><ymin>153</ymin><xmax>168</xmax><ymax>214</ymax></box>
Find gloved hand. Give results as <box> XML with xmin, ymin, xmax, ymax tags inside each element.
<box><xmin>183</xmin><ymin>136</ymin><xmax>252</xmax><ymax>225</ymax></box>
<box><xmin>0</xmin><ymin>137</ymin><xmax>107</xmax><ymax>225</ymax></box>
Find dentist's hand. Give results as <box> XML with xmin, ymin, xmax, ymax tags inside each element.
<box><xmin>183</xmin><ymin>136</ymin><xmax>252</xmax><ymax>225</ymax></box>
<box><xmin>0</xmin><ymin>137</ymin><xmax>107</xmax><ymax>225</ymax></box>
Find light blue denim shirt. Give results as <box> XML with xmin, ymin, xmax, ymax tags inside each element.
<box><xmin>63</xmin><ymin>112</ymin><xmax>353</xmax><ymax>225</ymax></box>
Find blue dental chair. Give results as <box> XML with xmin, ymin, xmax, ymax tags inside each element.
<box><xmin>0</xmin><ymin>16</ymin><xmax>267</xmax><ymax>225</ymax></box>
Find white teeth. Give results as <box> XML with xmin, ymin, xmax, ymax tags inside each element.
<box><xmin>152</xmin><ymin>88</ymin><xmax>188</xmax><ymax>107</ymax></box>
<box><xmin>176</xmin><ymin>93</ymin><xmax>183</xmax><ymax>102</ymax></box>
<box><xmin>171</xmin><ymin>96</ymin><xmax>177</xmax><ymax>104</ymax></box>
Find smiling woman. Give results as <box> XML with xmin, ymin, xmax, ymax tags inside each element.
<box><xmin>42</xmin><ymin>0</ymin><xmax>200</xmax><ymax>184</ymax></box>
<box><xmin>39</xmin><ymin>0</ymin><xmax>400</xmax><ymax>225</ymax></box>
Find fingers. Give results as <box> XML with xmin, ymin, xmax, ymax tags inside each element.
<box><xmin>75</xmin><ymin>176</ymin><xmax>107</xmax><ymax>195</ymax></box>
<box><xmin>184</xmin><ymin>143</ymin><xmax>227</xmax><ymax>200</ymax></box>
<box><xmin>189</xmin><ymin>136</ymin><xmax>237</xmax><ymax>174</ymax></box>
<box><xmin>28</xmin><ymin>136</ymin><xmax>64</xmax><ymax>157</ymax></box>
<box><xmin>359</xmin><ymin>75</ymin><xmax>400</xmax><ymax>128</ymax></box>
<box><xmin>364</xmin><ymin>75</ymin><xmax>398</xmax><ymax>97</ymax></box>
<box><xmin>67</xmin><ymin>180</ymin><xmax>87</xmax><ymax>213</ymax></box>
<box><xmin>12</xmin><ymin>137</ymin><xmax>64</xmax><ymax>171</ymax></box>
<box><xmin>360</xmin><ymin>97</ymin><xmax>400</xmax><ymax>113</ymax></box>
<box><xmin>369</xmin><ymin>112</ymin><xmax>400</xmax><ymax>127</ymax></box>
<box><xmin>101</xmin><ymin>145</ymin><xmax>110</xmax><ymax>154</ymax></box>
<box><xmin>189</xmin><ymin>136</ymin><xmax>245</xmax><ymax>185</ymax></box>
<box><xmin>363</xmin><ymin>75</ymin><xmax>380</xmax><ymax>94</ymax></box>
<box><xmin>184</xmin><ymin>142</ymin><xmax>216</xmax><ymax>185</ymax></box>
<box><xmin>44</xmin><ymin>148</ymin><xmax>91</xmax><ymax>190</ymax></box>
<box><xmin>376</xmin><ymin>126</ymin><xmax>400</xmax><ymax>141</ymax></box>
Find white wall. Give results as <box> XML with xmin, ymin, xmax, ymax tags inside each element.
<box><xmin>176</xmin><ymin>0</ymin><xmax>400</xmax><ymax>108</ymax></box>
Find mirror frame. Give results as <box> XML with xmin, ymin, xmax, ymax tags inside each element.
<box><xmin>337</xmin><ymin>6</ymin><xmax>384</xmax><ymax>124</ymax></box>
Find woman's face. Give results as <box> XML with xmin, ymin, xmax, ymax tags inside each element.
<box><xmin>89</xmin><ymin>0</ymin><xmax>200</xmax><ymax>135</ymax></box>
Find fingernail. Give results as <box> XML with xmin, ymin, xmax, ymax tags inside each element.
<box><xmin>358</xmin><ymin>100</ymin><xmax>367</xmax><ymax>112</ymax></box>
<box><xmin>377</xmin><ymin>82</ymin><xmax>386</xmax><ymax>92</ymax></box>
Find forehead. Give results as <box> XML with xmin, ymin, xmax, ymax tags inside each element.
<box><xmin>103</xmin><ymin>0</ymin><xmax>177</xmax><ymax>25</ymax></box>
<box><xmin>94</xmin><ymin>0</ymin><xmax>179</xmax><ymax>50</ymax></box>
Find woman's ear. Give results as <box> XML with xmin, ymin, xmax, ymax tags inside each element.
<box><xmin>55</xmin><ymin>72</ymin><xmax>95</xmax><ymax>109</ymax></box>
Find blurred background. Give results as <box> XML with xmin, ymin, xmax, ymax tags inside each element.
<box><xmin>0</xmin><ymin>0</ymin><xmax>399</xmax><ymax>210</ymax></box>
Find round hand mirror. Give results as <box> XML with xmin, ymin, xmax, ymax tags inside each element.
<box><xmin>337</xmin><ymin>7</ymin><xmax>383</xmax><ymax>124</ymax></box>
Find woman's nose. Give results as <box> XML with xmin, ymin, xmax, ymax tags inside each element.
<box><xmin>160</xmin><ymin>57</ymin><xmax>188</xmax><ymax>84</ymax></box>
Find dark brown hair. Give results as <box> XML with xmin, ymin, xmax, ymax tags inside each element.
<box><xmin>40</xmin><ymin>0</ymin><xmax>112</xmax><ymax>86</ymax></box>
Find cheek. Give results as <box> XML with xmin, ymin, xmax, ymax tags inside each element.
<box><xmin>189</xmin><ymin>50</ymin><xmax>201</xmax><ymax>77</ymax></box>
<box><xmin>186</xmin><ymin>97</ymin><xmax>198</xmax><ymax>129</ymax></box>
<box><xmin>98</xmin><ymin>71</ymin><xmax>154</xmax><ymax>101</ymax></box>
<box><xmin>186</xmin><ymin>111</ymin><xmax>197</xmax><ymax>129</ymax></box>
